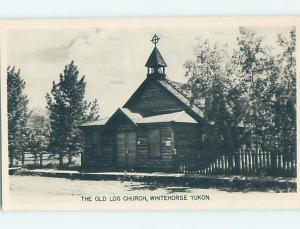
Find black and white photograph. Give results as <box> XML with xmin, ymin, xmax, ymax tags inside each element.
<box><xmin>1</xmin><ymin>17</ymin><xmax>298</xmax><ymax>210</ymax></box>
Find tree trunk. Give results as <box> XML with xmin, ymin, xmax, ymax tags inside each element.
<box><xmin>270</xmin><ymin>150</ymin><xmax>277</xmax><ymax>171</ymax></box>
<box><xmin>39</xmin><ymin>153</ymin><xmax>43</xmax><ymax>167</ymax></box>
<box><xmin>68</xmin><ymin>154</ymin><xmax>72</xmax><ymax>164</ymax></box>
<box><xmin>59</xmin><ymin>153</ymin><xmax>64</xmax><ymax>168</ymax></box>
<box><xmin>224</xmin><ymin>121</ymin><xmax>235</xmax><ymax>170</ymax></box>
<box><xmin>34</xmin><ymin>153</ymin><xmax>37</xmax><ymax>165</ymax></box>
<box><xmin>9</xmin><ymin>153</ymin><xmax>14</xmax><ymax>167</ymax></box>
<box><xmin>21</xmin><ymin>152</ymin><xmax>25</xmax><ymax>166</ymax></box>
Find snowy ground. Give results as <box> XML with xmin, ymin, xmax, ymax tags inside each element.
<box><xmin>7</xmin><ymin>175</ymin><xmax>295</xmax><ymax>210</ymax></box>
<box><xmin>10</xmin><ymin>175</ymin><xmax>222</xmax><ymax>197</ymax></box>
<box><xmin>7</xmin><ymin>175</ymin><xmax>228</xmax><ymax>210</ymax></box>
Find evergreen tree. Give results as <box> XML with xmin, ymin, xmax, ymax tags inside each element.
<box><xmin>28</xmin><ymin>115</ymin><xmax>50</xmax><ymax>165</ymax></box>
<box><xmin>7</xmin><ymin>66</ymin><xmax>30</xmax><ymax>166</ymax></box>
<box><xmin>84</xmin><ymin>99</ymin><xmax>100</xmax><ymax>123</ymax></box>
<box><xmin>46</xmin><ymin>61</ymin><xmax>100</xmax><ymax>167</ymax></box>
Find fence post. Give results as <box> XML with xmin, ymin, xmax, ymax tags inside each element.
<box><xmin>271</xmin><ymin>151</ymin><xmax>276</xmax><ymax>173</ymax></box>
<box><xmin>241</xmin><ymin>149</ymin><xmax>245</xmax><ymax>174</ymax></box>
<box><xmin>234</xmin><ymin>151</ymin><xmax>241</xmax><ymax>175</ymax></box>
<box><xmin>39</xmin><ymin>153</ymin><xmax>43</xmax><ymax>166</ymax></box>
<box><xmin>211</xmin><ymin>158</ymin><xmax>215</xmax><ymax>174</ymax></box>
<box><xmin>260</xmin><ymin>150</ymin><xmax>264</xmax><ymax>168</ymax></box>
<box><xmin>264</xmin><ymin>151</ymin><xmax>267</xmax><ymax>168</ymax></box>
<box><xmin>221</xmin><ymin>155</ymin><xmax>224</xmax><ymax>172</ymax></box>
<box><xmin>249</xmin><ymin>149</ymin><xmax>252</xmax><ymax>173</ymax></box>
<box><xmin>228</xmin><ymin>153</ymin><xmax>234</xmax><ymax>173</ymax></box>
<box><xmin>22</xmin><ymin>152</ymin><xmax>25</xmax><ymax>166</ymax></box>
<box><xmin>246</xmin><ymin>150</ymin><xmax>249</xmax><ymax>173</ymax></box>
<box><xmin>225</xmin><ymin>156</ymin><xmax>228</xmax><ymax>174</ymax></box>
<box><xmin>268</xmin><ymin>151</ymin><xmax>271</xmax><ymax>168</ymax></box>
<box><xmin>254</xmin><ymin>148</ymin><xmax>258</xmax><ymax>172</ymax></box>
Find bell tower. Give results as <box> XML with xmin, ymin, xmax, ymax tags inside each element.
<box><xmin>145</xmin><ymin>34</ymin><xmax>167</xmax><ymax>80</ymax></box>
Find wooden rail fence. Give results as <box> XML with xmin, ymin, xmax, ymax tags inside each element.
<box><xmin>10</xmin><ymin>152</ymin><xmax>81</xmax><ymax>167</ymax></box>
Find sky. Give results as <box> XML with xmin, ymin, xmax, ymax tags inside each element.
<box><xmin>7</xmin><ymin>23</ymin><xmax>292</xmax><ymax>118</ymax></box>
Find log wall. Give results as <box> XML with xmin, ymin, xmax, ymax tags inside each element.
<box><xmin>126</xmin><ymin>80</ymin><xmax>186</xmax><ymax>116</ymax></box>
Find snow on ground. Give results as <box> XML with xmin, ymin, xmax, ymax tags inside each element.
<box><xmin>10</xmin><ymin>175</ymin><xmax>224</xmax><ymax>197</ymax></box>
<box><xmin>7</xmin><ymin>175</ymin><xmax>226</xmax><ymax>210</ymax></box>
<box><xmin>7</xmin><ymin>175</ymin><xmax>296</xmax><ymax>210</ymax></box>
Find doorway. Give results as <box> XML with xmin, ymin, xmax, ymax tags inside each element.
<box><xmin>116</xmin><ymin>132</ymin><xmax>136</xmax><ymax>167</ymax></box>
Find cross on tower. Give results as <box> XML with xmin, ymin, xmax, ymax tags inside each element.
<box><xmin>145</xmin><ymin>33</ymin><xmax>167</xmax><ymax>79</ymax></box>
<box><xmin>151</xmin><ymin>34</ymin><xmax>160</xmax><ymax>47</ymax></box>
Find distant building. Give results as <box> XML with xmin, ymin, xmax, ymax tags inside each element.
<box><xmin>80</xmin><ymin>35</ymin><xmax>236</xmax><ymax>171</ymax></box>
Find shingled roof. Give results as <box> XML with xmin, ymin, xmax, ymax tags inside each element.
<box><xmin>165</xmin><ymin>79</ymin><xmax>193</xmax><ymax>100</ymax></box>
<box><xmin>145</xmin><ymin>47</ymin><xmax>167</xmax><ymax>68</ymax></box>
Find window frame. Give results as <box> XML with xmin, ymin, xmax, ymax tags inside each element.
<box><xmin>86</xmin><ymin>130</ymin><xmax>102</xmax><ymax>156</ymax></box>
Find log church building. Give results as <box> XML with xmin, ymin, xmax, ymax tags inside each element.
<box><xmin>80</xmin><ymin>34</ymin><xmax>215</xmax><ymax>172</ymax></box>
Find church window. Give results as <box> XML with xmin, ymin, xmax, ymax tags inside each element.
<box><xmin>148</xmin><ymin>129</ymin><xmax>162</xmax><ymax>157</ymax></box>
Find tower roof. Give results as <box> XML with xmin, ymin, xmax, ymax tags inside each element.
<box><xmin>145</xmin><ymin>47</ymin><xmax>167</xmax><ymax>68</ymax></box>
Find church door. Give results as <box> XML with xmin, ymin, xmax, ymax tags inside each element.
<box><xmin>116</xmin><ymin>132</ymin><xmax>136</xmax><ymax>168</ymax></box>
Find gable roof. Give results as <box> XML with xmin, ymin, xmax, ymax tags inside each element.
<box><xmin>104</xmin><ymin>108</ymin><xmax>143</xmax><ymax>128</ymax></box>
<box><xmin>120</xmin><ymin>108</ymin><xmax>143</xmax><ymax>124</ymax></box>
<box><xmin>145</xmin><ymin>47</ymin><xmax>167</xmax><ymax>68</ymax></box>
<box><xmin>165</xmin><ymin>79</ymin><xmax>193</xmax><ymax>100</ymax></box>
<box><xmin>81</xmin><ymin>77</ymin><xmax>209</xmax><ymax>128</ymax></box>
<box><xmin>124</xmin><ymin>78</ymin><xmax>209</xmax><ymax>125</ymax></box>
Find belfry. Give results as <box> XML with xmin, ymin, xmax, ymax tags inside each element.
<box><xmin>145</xmin><ymin>34</ymin><xmax>167</xmax><ymax>79</ymax></box>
